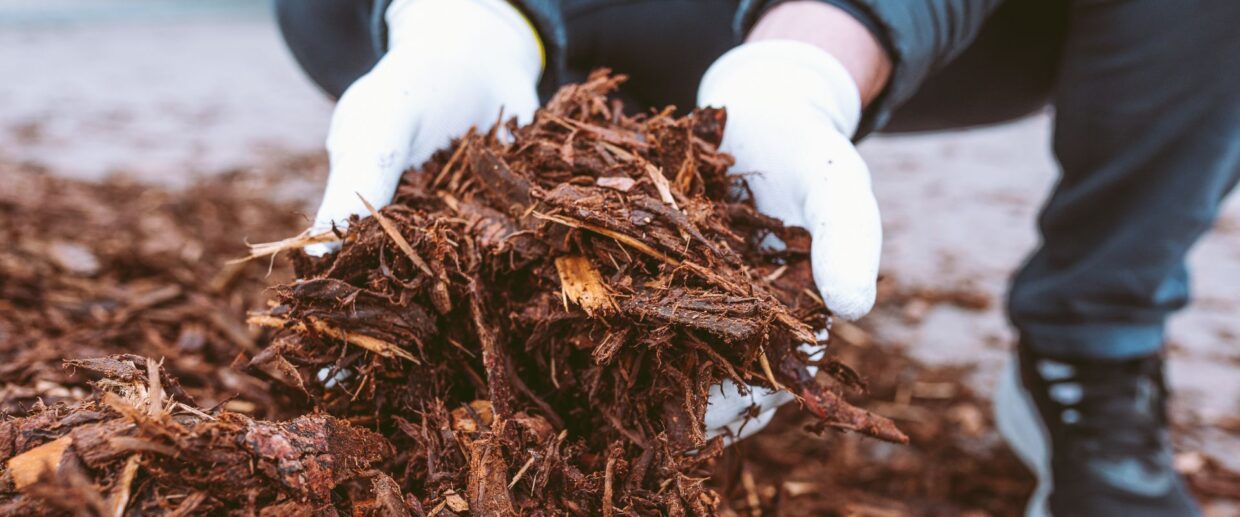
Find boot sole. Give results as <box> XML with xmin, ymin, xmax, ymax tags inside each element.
<box><xmin>995</xmin><ymin>357</ymin><xmax>1053</xmax><ymax>517</ymax></box>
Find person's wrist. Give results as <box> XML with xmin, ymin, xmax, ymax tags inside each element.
<box><xmin>748</xmin><ymin>1</ymin><xmax>890</xmax><ymax>107</ymax></box>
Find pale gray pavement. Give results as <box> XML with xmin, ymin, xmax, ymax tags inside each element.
<box><xmin>3</xmin><ymin>0</ymin><xmax>1238</xmax><ymax>500</ymax></box>
<box><xmin>0</xmin><ymin>0</ymin><xmax>332</xmax><ymax>182</ymax></box>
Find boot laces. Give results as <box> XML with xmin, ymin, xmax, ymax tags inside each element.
<box><xmin>1036</xmin><ymin>355</ymin><xmax>1168</xmax><ymax>460</ymax></box>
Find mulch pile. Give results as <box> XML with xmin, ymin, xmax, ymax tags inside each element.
<box><xmin>244</xmin><ymin>72</ymin><xmax>903</xmax><ymax>515</ymax></box>
<box><xmin>0</xmin><ymin>160</ymin><xmax>370</xmax><ymax>514</ymax></box>
<box><xmin>0</xmin><ymin>163</ymin><xmax>311</xmax><ymax>418</ymax></box>
<box><xmin>1</xmin><ymin>73</ymin><xmax>1235</xmax><ymax>516</ymax></box>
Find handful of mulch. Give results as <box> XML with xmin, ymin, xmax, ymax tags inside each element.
<box><xmin>246</xmin><ymin>71</ymin><xmax>904</xmax><ymax>514</ymax></box>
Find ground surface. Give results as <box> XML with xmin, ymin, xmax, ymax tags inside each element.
<box><xmin>3</xmin><ymin>1</ymin><xmax>1238</xmax><ymax>514</ymax></box>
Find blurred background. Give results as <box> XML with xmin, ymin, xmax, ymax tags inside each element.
<box><xmin>3</xmin><ymin>0</ymin><xmax>1238</xmax><ymax>499</ymax></box>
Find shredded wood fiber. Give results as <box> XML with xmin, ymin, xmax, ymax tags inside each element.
<box><xmin>246</xmin><ymin>72</ymin><xmax>904</xmax><ymax>515</ymax></box>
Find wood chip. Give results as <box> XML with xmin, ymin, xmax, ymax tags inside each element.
<box><xmin>8</xmin><ymin>436</ymin><xmax>72</xmax><ymax>489</ymax></box>
<box><xmin>444</xmin><ymin>492</ymin><xmax>469</xmax><ymax>513</ymax></box>
<box><xmin>644</xmin><ymin>163</ymin><xmax>679</xmax><ymax>210</ymax></box>
<box><xmin>46</xmin><ymin>241</ymin><xmax>100</xmax><ymax>276</ymax></box>
<box><xmin>146</xmin><ymin>357</ymin><xmax>163</xmax><ymax>416</ymax></box>
<box><xmin>554</xmin><ymin>255</ymin><xmax>617</xmax><ymax>316</ymax></box>
<box><xmin>596</xmin><ymin>176</ymin><xmax>636</xmax><ymax>192</ymax></box>
<box><xmin>107</xmin><ymin>455</ymin><xmax>141</xmax><ymax>517</ymax></box>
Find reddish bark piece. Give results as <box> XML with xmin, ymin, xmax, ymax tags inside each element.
<box><xmin>241</xmin><ymin>413</ymin><xmax>391</xmax><ymax>501</ymax></box>
<box><xmin>466</xmin><ymin>434</ymin><xmax>516</xmax><ymax>516</ymax></box>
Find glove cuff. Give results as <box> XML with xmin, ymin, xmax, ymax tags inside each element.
<box><xmin>699</xmin><ymin>40</ymin><xmax>862</xmax><ymax>138</ymax></box>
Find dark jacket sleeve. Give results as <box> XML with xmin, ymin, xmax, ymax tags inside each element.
<box><xmin>736</xmin><ymin>0</ymin><xmax>1004</xmax><ymax>137</ymax></box>
<box><xmin>275</xmin><ymin>0</ymin><xmax>383</xmax><ymax>99</ymax></box>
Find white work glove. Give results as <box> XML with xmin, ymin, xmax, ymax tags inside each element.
<box><xmin>306</xmin><ymin>0</ymin><xmax>543</xmax><ymax>256</ymax></box>
<box><xmin>704</xmin><ymin>342</ymin><xmax>825</xmax><ymax>444</ymax></box>
<box><xmin>698</xmin><ymin>41</ymin><xmax>882</xmax><ymax>442</ymax></box>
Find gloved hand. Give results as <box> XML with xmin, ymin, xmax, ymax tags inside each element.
<box><xmin>306</xmin><ymin>0</ymin><xmax>543</xmax><ymax>256</ymax></box>
<box><xmin>704</xmin><ymin>342</ymin><xmax>826</xmax><ymax>444</ymax></box>
<box><xmin>697</xmin><ymin>41</ymin><xmax>882</xmax><ymax>442</ymax></box>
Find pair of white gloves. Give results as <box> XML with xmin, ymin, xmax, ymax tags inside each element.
<box><xmin>308</xmin><ymin>0</ymin><xmax>881</xmax><ymax>444</ymax></box>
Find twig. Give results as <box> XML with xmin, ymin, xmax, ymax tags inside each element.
<box><xmin>509</xmin><ymin>454</ymin><xmax>537</xmax><ymax>489</ymax></box>
<box><xmin>602</xmin><ymin>454</ymin><xmax>617</xmax><ymax>517</ymax></box>
<box><xmin>248</xmin><ymin>314</ymin><xmax>419</xmax><ymax>363</ymax></box>
<box><xmin>146</xmin><ymin>357</ymin><xmax>163</xmax><ymax>416</ymax></box>
<box><xmin>357</xmin><ymin>193</ymin><xmax>434</xmax><ymax>277</ymax></box>
<box><xmin>230</xmin><ymin>228</ymin><xmax>339</xmax><ymax>264</ymax></box>
<box><xmin>643</xmin><ymin>163</ymin><xmax>679</xmax><ymax>210</ymax></box>
<box><xmin>758</xmin><ymin>347</ymin><xmax>787</xmax><ymax>392</ymax></box>
<box><xmin>432</xmin><ymin>128</ymin><xmax>474</xmax><ymax>188</ymax></box>
<box><xmin>533</xmin><ymin>212</ymin><xmax>681</xmax><ymax>266</ymax></box>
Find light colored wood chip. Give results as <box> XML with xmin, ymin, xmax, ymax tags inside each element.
<box><xmin>108</xmin><ymin>455</ymin><xmax>141</xmax><ymax>517</ymax></box>
<box><xmin>146</xmin><ymin>357</ymin><xmax>163</xmax><ymax>416</ymax></box>
<box><xmin>595</xmin><ymin>176</ymin><xmax>636</xmax><ymax>192</ymax></box>
<box><xmin>8</xmin><ymin>436</ymin><xmax>72</xmax><ymax>489</ymax></box>
<box><xmin>783</xmin><ymin>480</ymin><xmax>818</xmax><ymax>498</ymax></box>
<box><xmin>759</xmin><ymin>347</ymin><xmax>787</xmax><ymax>393</ymax></box>
<box><xmin>644</xmin><ymin>163</ymin><xmax>679</xmax><ymax>210</ymax></box>
<box><xmin>450</xmin><ymin>400</ymin><xmax>495</xmax><ymax>434</ymax></box>
<box><xmin>445</xmin><ymin>492</ymin><xmax>470</xmax><ymax>512</ymax></box>
<box><xmin>911</xmin><ymin>381</ymin><xmax>957</xmax><ymax>399</ymax></box>
<box><xmin>223</xmin><ymin>400</ymin><xmax>257</xmax><ymax>414</ymax></box>
<box><xmin>554</xmin><ymin>255</ymin><xmax>617</xmax><ymax>316</ymax></box>
<box><xmin>108</xmin><ymin>437</ymin><xmax>177</xmax><ymax>457</ymax></box>
<box><xmin>832</xmin><ymin>320</ymin><xmax>872</xmax><ymax>348</ymax></box>
<box><xmin>47</xmin><ymin>241</ymin><xmax>100</xmax><ymax>276</ymax></box>
<box><xmin>602</xmin><ymin>454</ymin><xmax>617</xmax><ymax>517</ymax></box>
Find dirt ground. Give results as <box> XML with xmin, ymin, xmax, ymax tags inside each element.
<box><xmin>3</xmin><ymin>3</ymin><xmax>1238</xmax><ymax>514</ymax></box>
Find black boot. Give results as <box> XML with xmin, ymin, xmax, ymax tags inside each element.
<box><xmin>995</xmin><ymin>343</ymin><xmax>1200</xmax><ymax>517</ymax></box>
